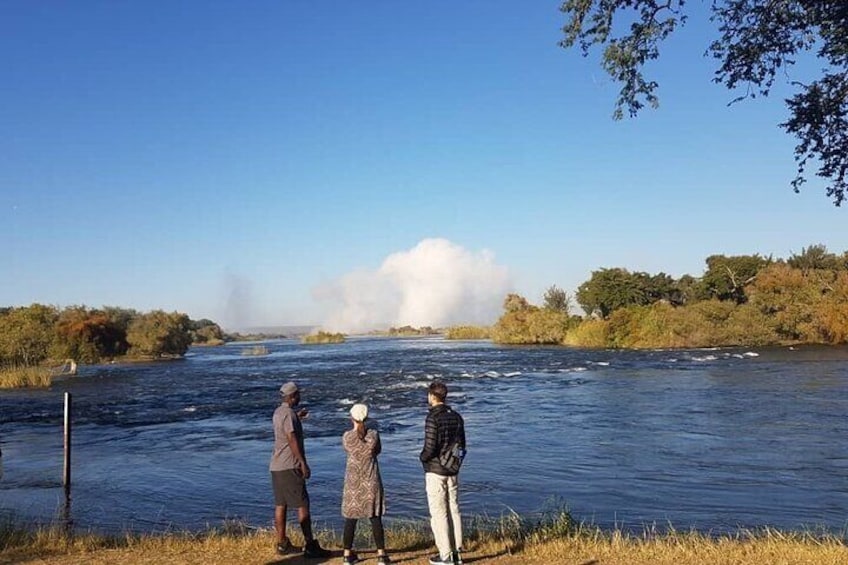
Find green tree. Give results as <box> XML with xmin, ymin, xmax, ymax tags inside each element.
<box><xmin>674</xmin><ymin>274</ymin><xmax>700</xmax><ymax>306</ymax></box>
<box><xmin>787</xmin><ymin>244</ymin><xmax>840</xmax><ymax>271</ymax></box>
<box><xmin>190</xmin><ymin>318</ymin><xmax>225</xmax><ymax>344</ymax></box>
<box><xmin>560</xmin><ymin>0</ymin><xmax>848</xmax><ymax>205</ymax></box>
<box><xmin>127</xmin><ymin>310</ymin><xmax>192</xmax><ymax>358</ymax></box>
<box><xmin>0</xmin><ymin>304</ymin><xmax>59</xmax><ymax>366</ymax></box>
<box><xmin>53</xmin><ymin>306</ymin><xmax>127</xmax><ymax>363</ymax></box>
<box><xmin>699</xmin><ymin>254</ymin><xmax>771</xmax><ymax>303</ymax></box>
<box><xmin>576</xmin><ymin>268</ymin><xmax>652</xmax><ymax>318</ymax></box>
<box><xmin>543</xmin><ymin>285</ymin><xmax>571</xmax><ymax>313</ymax></box>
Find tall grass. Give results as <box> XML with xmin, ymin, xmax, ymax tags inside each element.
<box><xmin>2</xmin><ymin>511</ymin><xmax>847</xmax><ymax>565</ymax></box>
<box><xmin>0</xmin><ymin>365</ymin><xmax>52</xmax><ymax>388</ymax></box>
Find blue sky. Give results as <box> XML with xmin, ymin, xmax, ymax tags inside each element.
<box><xmin>1</xmin><ymin>2</ymin><xmax>844</xmax><ymax>330</ymax></box>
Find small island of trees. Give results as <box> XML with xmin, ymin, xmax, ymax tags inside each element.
<box><xmin>0</xmin><ymin>305</ymin><xmax>226</xmax><ymax>388</ymax></box>
<box><xmin>487</xmin><ymin>244</ymin><xmax>848</xmax><ymax>348</ymax></box>
<box><xmin>301</xmin><ymin>331</ymin><xmax>346</xmax><ymax>345</ymax></box>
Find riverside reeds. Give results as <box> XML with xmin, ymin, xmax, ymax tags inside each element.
<box><xmin>0</xmin><ymin>365</ymin><xmax>52</xmax><ymax>388</ymax></box>
<box><xmin>2</xmin><ymin>511</ymin><xmax>846</xmax><ymax>565</ymax></box>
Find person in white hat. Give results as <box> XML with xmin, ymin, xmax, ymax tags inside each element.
<box><xmin>269</xmin><ymin>381</ymin><xmax>330</xmax><ymax>558</ymax></box>
<box><xmin>341</xmin><ymin>403</ymin><xmax>390</xmax><ymax>565</ymax></box>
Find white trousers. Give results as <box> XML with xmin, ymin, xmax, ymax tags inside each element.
<box><xmin>425</xmin><ymin>472</ymin><xmax>462</xmax><ymax>559</ymax></box>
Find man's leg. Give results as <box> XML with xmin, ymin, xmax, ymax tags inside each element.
<box><xmin>426</xmin><ymin>472</ymin><xmax>452</xmax><ymax>559</ymax></box>
<box><xmin>447</xmin><ymin>475</ymin><xmax>463</xmax><ymax>551</ymax></box>
<box><xmin>297</xmin><ymin>505</ymin><xmax>313</xmax><ymax>542</ymax></box>
<box><xmin>274</xmin><ymin>504</ymin><xmax>288</xmax><ymax>543</ymax></box>
<box><xmin>299</xmin><ymin>491</ymin><xmax>330</xmax><ymax>558</ymax></box>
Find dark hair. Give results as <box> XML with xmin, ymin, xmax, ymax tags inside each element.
<box><xmin>428</xmin><ymin>381</ymin><xmax>448</xmax><ymax>402</ymax></box>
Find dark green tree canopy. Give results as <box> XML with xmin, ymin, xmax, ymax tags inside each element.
<box><xmin>560</xmin><ymin>0</ymin><xmax>848</xmax><ymax>205</ymax></box>
<box><xmin>699</xmin><ymin>253</ymin><xmax>772</xmax><ymax>303</ymax></box>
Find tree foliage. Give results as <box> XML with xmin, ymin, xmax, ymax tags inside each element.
<box><xmin>127</xmin><ymin>310</ymin><xmax>193</xmax><ymax>358</ymax></box>
<box><xmin>190</xmin><ymin>318</ymin><xmax>226</xmax><ymax>344</ymax></box>
<box><xmin>698</xmin><ymin>254</ymin><xmax>771</xmax><ymax>303</ymax></box>
<box><xmin>504</xmin><ymin>243</ymin><xmax>848</xmax><ymax>348</ymax></box>
<box><xmin>0</xmin><ymin>304</ymin><xmax>58</xmax><ymax>366</ymax></box>
<box><xmin>503</xmin><ymin>293</ymin><xmax>532</xmax><ymax>313</ymax></box>
<box><xmin>543</xmin><ymin>284</ymin><xmax>572</xmax><ymax>313</ymax></box>
<box><xmin>53</xmin><ymin>306</ymin><xmax>131</xmax><ymax>363</ymax></box>
<box><xmin>0</xmin><ymin>303</ymin><xmax>224</xmax><ymax>371</ymax></box>
<box><xmin>576</xmin><ymin>268</ymin><xmax>680</xmax><ymax>317</ymax></box>
<box><xmin>787</xmin><ymin>243</ymin><xmax>842</xmax><ymax>271</ymax></box>
<box><xmin>560</xmin><ymin>0</ymin><xmax>848</xmax><ymax>205</ymax></box>
<box><xmin>493</xmin><ymin>295</ymin><xmax>576</xmax><ymax>345</ymax></box>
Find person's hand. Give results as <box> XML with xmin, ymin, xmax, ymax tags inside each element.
<box><xmin>297</xmin><ymin>408</ymin><xmax>309</xmax><ymax>420</ymax></box>
<box><xmin>300</xmin><ymin>460</ymin><xmax>311</xmax><ymax>479</ymax></box>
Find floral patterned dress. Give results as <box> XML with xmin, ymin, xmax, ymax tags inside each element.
<box><xmin>342</xmin><ymin>428</ymin><xmax>385</xmax><ymax>518</ymax></box>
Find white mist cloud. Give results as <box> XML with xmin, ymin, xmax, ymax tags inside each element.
<box><xmin>219</xmin><ymin>271</ymin><xmax>257</xmax><ymax>331</ymax></box>
<box><xmin>315</xmin><ymin>238</ymin><xmax>513</xmax><ymax>333</ymax></box>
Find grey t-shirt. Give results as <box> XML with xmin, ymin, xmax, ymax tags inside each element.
<box><xmin>270</xmin><ymin>403</ymin><xmax>304</xmax><ymax>471</ymax></box>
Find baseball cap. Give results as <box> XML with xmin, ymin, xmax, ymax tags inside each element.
<box><xmin>280</xmin><ymin>381</ymin><xmax>299</xmax><ymax>396</ymax></box>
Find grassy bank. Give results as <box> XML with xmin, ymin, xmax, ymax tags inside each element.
<box><xmin>2</xmin><ymin>513</ymin><xmax>845</xmax><ymax>565</ymax></box>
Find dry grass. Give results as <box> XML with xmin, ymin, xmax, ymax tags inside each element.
<box><xmin>2</xmin><ymin>514</ymin><xmax>846</xmax><ymax>565</ymax></box>
<box><xmin>0</xmin><ymin>365</ymin><xmax>53</xmax><ymax>388</ymax></box>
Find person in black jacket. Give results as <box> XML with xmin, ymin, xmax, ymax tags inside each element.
<box><xmin>419</xmin><ymin>381</ymin><xmax>466</xmax><ymax>565</ymax></box>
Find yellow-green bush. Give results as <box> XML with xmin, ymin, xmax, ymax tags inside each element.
<box><xmin>563</xmin><ymin>318</ymin><xmax>610</xmax><ymax>348</ymax></box>
<box><xmin>492</xmin><ymin>308</ymin><xmax>571</xmax><ymax>345</ymax></box>
<box><xmin>445</xmin><ymin>325</ymin><xmax>492</xmax><ymax>340</ymax></box>
<box><xmin>301</xmin><ymin>331</ymin><xmax>345</xmax><ymax>344</ymax></box>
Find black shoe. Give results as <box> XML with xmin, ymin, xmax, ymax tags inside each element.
<box><xmin>376</xmin><ymin>554</ymin><xmax>392</xmax><ymax>565</ymax></box>
<box><xmin>303</xmin><ymin>539</ymin><xmax>331</xmax><ymax>558</ymax></box>
<box><xmin>454</xmin><ymin>549</ymin><xmax>463</xmax><ymax>565</ymax></box>
<box><xmin>276</xmin><ymin>540</ymin><xmax>299</xmax><ymax>555</ymax></box>
<box><xmin>342</xmin><ymin>551</ymin><xmax>359</xmax><ymax>564</ymax></box>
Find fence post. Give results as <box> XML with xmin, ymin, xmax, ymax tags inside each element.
<box><xmin>64</xmin><ymin>392</ymin><xmax>72</xmax><ymax>500</ymax></box>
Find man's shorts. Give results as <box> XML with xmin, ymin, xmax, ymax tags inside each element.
<box><xmin>271</xmin><ymin>469</ymin><xmax>309</xmax><ymax>507</ymax></box>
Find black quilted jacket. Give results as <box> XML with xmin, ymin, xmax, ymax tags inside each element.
<box><xmin>419</xmin><ymin>404</ymin><xmax>465</xmax><ymax>476</ymax></box>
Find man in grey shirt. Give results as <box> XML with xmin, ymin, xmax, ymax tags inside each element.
<box><xmin>270</xmin><ymin>381</ymin><xmax>330</xmax><ymax>558</ymax></box>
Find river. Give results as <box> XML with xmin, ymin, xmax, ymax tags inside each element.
<box><xmin>1</xmin><ymin>338</ymin><xmax>846</xmax><ymax>535</ymax></box>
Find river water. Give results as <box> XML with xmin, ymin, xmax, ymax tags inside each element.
<box><xmin>1</xmin><ymin>338</ymin><xmax>847</xmax><ymax>535</ymax></box>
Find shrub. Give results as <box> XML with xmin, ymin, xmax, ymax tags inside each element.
<box><xmin>301</xmin><ymin>331</ymin><xmax>345</xmax><ymax>344</ymax></box>
<box><xmin>563</xmin><ymin>319</ymin><xmax>610</xmax><ymax>348</ymax></box>
<box><xmin>445</xmin><ymin>326</ymin><xmax>491</xmax><ymax>340</ymax></box>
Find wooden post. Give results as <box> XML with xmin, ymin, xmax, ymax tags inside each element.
<box><xmin>64</xmin><ymin>392</ymin><xmax>72</xmax><ymax>500</ymax></box>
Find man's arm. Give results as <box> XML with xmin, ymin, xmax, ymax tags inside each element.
<box><xmin>286</xmin><ymin>430</ymin><xmax>310</xmax><ymax>479</ymax></box>
<box><xmin>419</xmin><ymin>412</ymin><xmax>439</xmax><ymax>463</ymax></box>
<box><xmin>458</xmin><ymin>415</ymin><xmax>466</xmax><ymax>449</ymax></box>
